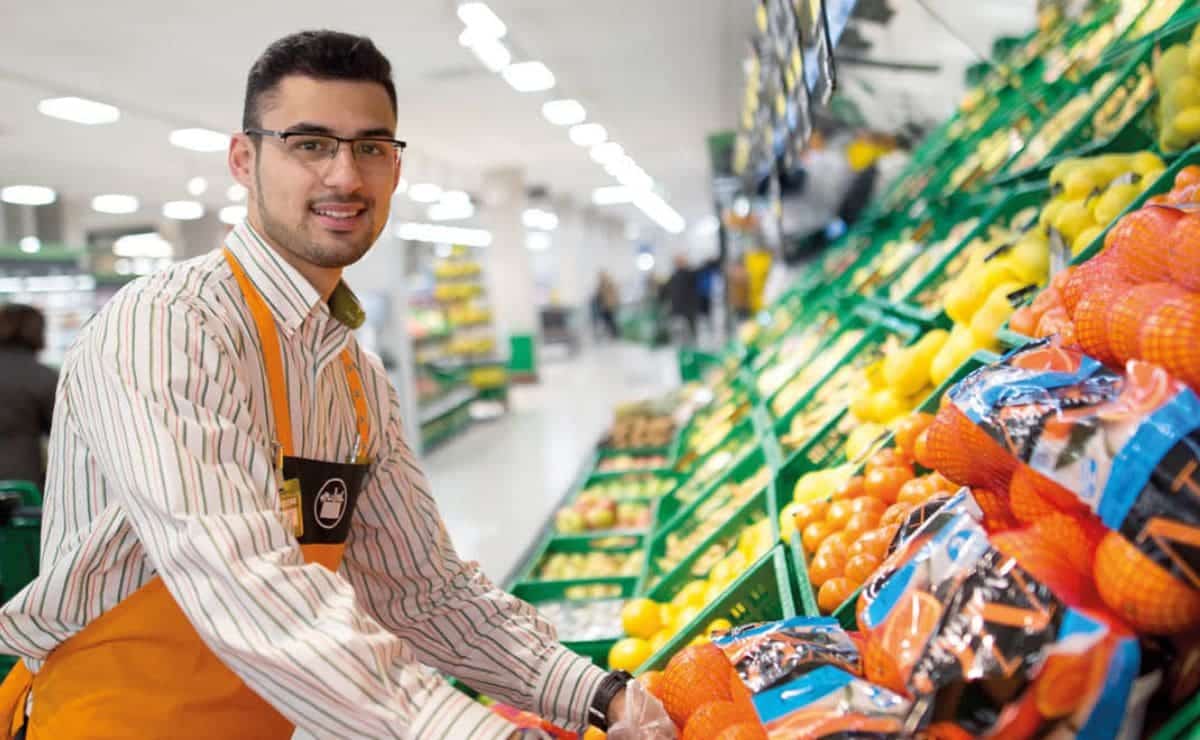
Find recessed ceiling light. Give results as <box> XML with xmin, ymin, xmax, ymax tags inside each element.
<box><xmin>428</xmin><ymin>201</ymin><xmax>475</xmax><ymax>221</ymax></box>
<box><xmin>219</xmin><ymin>205</ymin><xmax>247</xmax><ymax>225</ymax></box>
<box><xmin>542</xmin><ymin>99</ymin><xmax>586</xmax><ymax>126</ymax></box>
<box><xmin>19</xmin><ymin>236</ymin><xmax>41</xmax><ymax>254</ymax></box>
<box><xmin>91</xmin><ymin>194</ymin><xmax>140</xmax><ymax>214</ymax></box>
<box><xmin>636</xmin><ymin>252</ymin><xmax>656</xmax><ymax>271</ymax></box>
<box><xmin>525</xmin><ymin>232</ymin><xmax>551</xmax><ymax>251</ymax></box>
<box><xmin>37</xmin><ymin>96</ymin><xmax>120</xmax><ymax>125</ymax></box>
<box><xmin>169</xmin><ymin>128</ymin><xmax>229</xmax><ymax>153</ymax></box>
<box><xmin>408</xmin><ymin>183</ymin><xmax>443</xmax><ymax>203</ymax></box>
<box><xmin>569</xmin><ymin>123</ymin><xmax>607</xmax><ymax>147</ymax></box>
<box><xmin>162</xmin><ymin>200</ymin><xmax>205</xmax><ymax>220</ymax></box>
<box><xmin>522</xmin><ymin>208</ymin><xmax>558</xmax><ymax>231</ymax></box>
<box><xmin>113</xmin><ymin>232</ymin><xmax>174</xmax><ymax>258</ymax></box>
<box><xmin>502</xmin><ymin>61</ymin><xmax>555</xmax><ymax>92</ymax></box>
<box><xmin>592</xmin><ymin>186</ymin><xmax>634</xmax><ymax>206</ymax></box>
<box><xmin>395</xmin><ymin>222</ymin><xmax>492</xmax><ymax>247</ymax></box>
<box><xmin>469</xmin><ymin>37</ymin><xmax>512</xmax><ymax>72</ymax></box>
<box><xmin>440</xmin><ymin>190</ymin><xmax>471</xmax><ymax>206</ymax></box>
<box><xmin>187</xmin><ymin>177</ymin><xmax>208</xmax><ymax>196</ymax></box>
<box><xmin>1</xmin><ymin>185</ymin><xmax>57</xmax><ymax>206</ymax></box>
<box><xmin>590</xmin><ymin>142</ymin><xmax>624</xmax><ymax>163</ymax></box>
<box><xmin>227</xmin><ymin>183</ymin><xmax>248</xmax><ymax>202</ymax></box>
<box><xmin>457</xmin><ymin>2</ymin><xmax>507</xmax><ymax>39</ymax></box>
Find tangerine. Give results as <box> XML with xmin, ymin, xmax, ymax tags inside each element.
<box><xmin>661</xmin><ymin>643</ymin><xmax>735</xmax><ymax>726</ymax></box>
<box><xmin>844</xmin><ymin>552</ymin><xmax>883</xmax><ymax>586</ymax></box>
<box><xmin>818</xmin><ymin>577</ymin><xmax>856</xmax><ymax>614</ymax></box>
<box><xmin>817</xmin><ymin>531</ymin><xmax>852</xmax><ymax>560</ymax></box>
<box><xmin>1107</xmin><ymin>207</ymin><xmax>1181</xmax><ymax>284</ymax></box>
<box><xmin>878</xmin><ymin>590</ymin><xmax>942</xmax><ymax>682</ymax></box>
<box><xmin>893</xmin><ymin>413</ymin><xmax>934</xmax><ymax>458</ymax></box>
<box><xmin>1074</xmin><ymin>281</ymin><xmax>1131</xmax><ymax>367</ymax></box>
<box><xmin>1094</xmin><ymin>531</ymin><xmax>1200</xmax><ymax>634</ymax></box>
<box><xmin>802</xmin><ymin>520</ymin><xmax>836</xmax><ymax>553</ymax></box>
<box><xmin>1033</xmin><ymin>651</ymin><xmax>1091</xmax><ymax>719</ymax></box>
<box><xmin>639</xmin><ymin>670</ymin><xmax>666</xmax><ymax>702</ymax></box>
<box><xmin>825</xmin><ymin>500</ymin><xmax>855</xmax><ymax>529</ymax></box>
<box><xmin>880</xmin><ymin>502</ymin><xmax>913</xmax><ymax>528</ymax></box>
<box><xmin>867</xmin><ymin>448</ymin><xmax>913</xmax><ymax>475</ymax></box>
<box><xmin>864</xmin><ymin>466</ymin><xmax>911</xmax><ymax>504</ymax></box>
<box><xmin>1107</xmin><ymin>282</ymin><xmax>1188</xmax><ymax>365</ymax></box>
<box><xmin>809</xmin><ymin>548</ymin><xmax>849</xmax><ymax>588</ymax></box>
<box><xmin>1140</xmin><ymin>293</ymin><xmax>1200</xmax><ymax>391</ymax></box>
<box><xmin>849</xmin><ymin>497</ymin><xmax>887</xmax><ymax>518</ymax></box>
<box><xmin>925</xmin><ymin>404</ymin><xmax>1015</xmax><ymax>491</ymax></box>
<box><xmin>850</xmin><ymin>528</ymin><xmax>894</xmax><ymax>561</ymax></box>
<box><xmin>1168</xmin><ymin>213</ymin><xmax>1200</xmax><ymax>290</ymax></box>
<box><xmin>844</xmin><ymin>510</ymin><xmax>883</xmax><ymax>540</ymax></box>
<box><xmin>1010</xmin><ymin>464</ymin><xmax>1083</xmax><ymax>515</ymax></box>
<box><xmin>1062</xmin><ymin>253</ymin><xmax>1119</xmax><ymax>314</ymax></box>
<box><xmin>991</xmin><ymin>529</ymin><xmax>1098</xmax><ymax>609</ymax></box>
<box><xmin>834</xmin><ymin>475</ymin><xmax>866</xmax><ymax>501</ymax></box>
<box><xmin>1009</xmin><ymin>304</ymin><xmax>1038</xmax><ymax>336</ymax></box>
<box><xmin>970</xmin><ymin>487</ymin><xmax>1016</xmax><ymax>532</ymax></box>
<box><xmin>862</xmin><ymin>634</ymin><xmax>906</xmax><ymax>694</ymax></box>
<box><xmin>683</xmin><ymin>700</ymin><xmax>757</xmax><ymax>740</ymax></box>
<box><xmin>897</xmin><ymin>477</ymin><xmax>935</xmax><ymax>506</ymax></box>
<box><xmin>913</xmin><ymin>428</ymin><xmax>933</xmax><ymax>469</ymax></box>
<box><xmin>791</xmin><ymin>500</ymin><xmax>829</xmax><ymax>532</ymax></box>
<box><xmin>1030</xmin><ymin>512</ymin><xmax>1104</xmax><ymax>575</ymax></box>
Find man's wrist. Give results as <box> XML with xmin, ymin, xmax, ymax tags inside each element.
<box><xmin>587</xmin><ymin>670</ymin><xmax>632</xmax><ymax>730</ymax></box>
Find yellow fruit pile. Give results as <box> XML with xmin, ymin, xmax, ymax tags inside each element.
<box><xmin>1011</xmin><ymin>71</ymin><xmax>1116</xmax><ymax>172</ymax></box>
<box><xmin>1041</xmin><ymin>151</ymin><xmax>1165</xmax><ymax>254</ymax></box>
<box><xmin>848</xmin><ymin>330</ymin><xmax>945</xmax><ymax>426</ymax></box>
<box><xmin>432</xmin><ymin>260</ymin><xmax>481</xmax><ymax>279</ymax></box>
<box><xmin>1155</xmin><ymin>26</ymin><xmax>1200</xmax><ymax>152</ymax></box>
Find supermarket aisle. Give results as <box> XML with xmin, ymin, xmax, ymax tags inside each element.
<box><xmin>422</xmin><ymin>342</ymin><xmax>680</xmax><ymax>583</ymax></box>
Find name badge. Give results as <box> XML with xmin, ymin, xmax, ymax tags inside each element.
<box><xmin>279</xmin><ymin>478</ymin><xmax>303</xmax><ymax>538</ymax></box>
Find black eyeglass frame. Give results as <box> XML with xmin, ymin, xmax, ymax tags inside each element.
<box><xmin>243</xmin><ymin>128</ymin><xmax>407</xmax><ymax>161</ymax></box>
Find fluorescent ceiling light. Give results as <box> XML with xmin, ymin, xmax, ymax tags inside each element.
<box><xmin>542</xmin><ymin>99</ymin><xmax>586</xmax><ymax>126</ymax></box>
<box><xmin>569</xmin><ymin>123</ymin><xmax>606</xmax><ymax>147</ymax></box>
<box><xmin>428</xmin><ymin>201</ymin><xmax>475</xmax><ymax>221</ymax></box>
<box><xmin>227</xmin><ymin>183</ymin><xmax>247</xmax><ymax>202</ymax></box>
<box><xmin>1</xmin><ymin>185</ymin><xmax>57</xmax><ymax>206</ymax></box>
<box><xmin>408</xmin><ymin>183</ymin><xmax>443</xmax><ymax>203</ymax></box>
<box><xmin>525</xmin><ymin>232</ymin><xmax>551</xmax><ymax>251</ymax></box>
<box><xmin>440</xmin><ymin>190</ymin><xmax>471</xmax><ymax>206</ymax></box>
<box><xmin>616</xmin><ymin>164</ymin><xmax>653</xmax><ymax>190</ymax></box>
<box><xmin>187</xmin><ymin>177</ymin><xmax>208</xmax><ymax>196</ymax></box>
<box><xmin>632</xmin><ymin>190</ymin><xmax>686</xmax><ymax>234</ymax></box>
<box><xmin>469</xmin><ymin>37</ymin><xmax>512</xmax><ymax>72</ymax></box>
<box><xmin>91</xmin><ymin>194</ymin><xmax>140</xmax><ymax>215</ymax></box>
<box><xmin>169</xmin><ymin>128</ymin><xmax>230</xmax><ymax>153</ymax></box>
<box><xmin>457</xmin><ymin>2</ymin><xmax>507</xmax><ymax>38</ymax></box>
<box><xmin>502</xmin><ymin>61</ymin><xmax>555</xmax><ymax>92</ymax></box>
<box><xmin>395</xmin><ymin>222</ymin><xmax>493</xmax><ymax>248</ymax></box>
<box><xmin>522</xmin><ymin>208</ymin><xmax>558</xmax><ymax>231</ymax></box>
<box><xmin>19</xmin><ymin>236</ymin><xmax>41</xmax><ymax>254</ymax></box>
<box><xmin>113</xmin><ymin>232</ymin><xmax>174</xmax><ymax>259</ymax></box>
<box><xmin>219</xmin><ymin>205</ymin><xmax>247</xmax><ymax>225</ymax></box>
<box><xmin>693</xmin><ymin>215</ymin><xmax>721</xmax><ymax>236</ymax></box>
<box><xmin>592</xmin><ymin>186</ymin><xmax>634</xmax><ymax>206</ymax></box>
<box><xmin>636</xmin><ymin>253</ymin><xmax>655</xmax><ymax>271</ymax></box>
<box><xmin>590</xmin><ymin>142</ymin><xmax>624</xmax><ymax>163</ymax></box>
<box><xmin>162</xmin><ymin>200</ymin><xmax>205</xmax><ymax>220</ymax></box>
<box><xmin>37</xmin><ymin>96</ymin><xmax>120</xmax><ymax>125</ymax></box>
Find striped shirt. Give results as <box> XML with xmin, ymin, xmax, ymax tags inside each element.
<box><xmin>0</xmin><ymin>222</ymin><xmax>606</xmax><ymax>738</ymax></box>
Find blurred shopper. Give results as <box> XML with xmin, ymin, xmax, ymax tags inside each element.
<box><xmin>0</xmin><ymin>305</ymin><xmax>57</xmax><ymax>491</ymax></box>
<box><xmin>662</xmin><ymin>244</ymin><xmax>725</xmax><ymax>345</ymax></box>
<box><xmin>0</xmin><ymin>31</ymin><xmax>671</xmax><ymax>740</ymax></box>
<box><xmin>726</xmin><ymin>257</ymin><xmax>751</xmax><ymax>324</ymax></box>
<box><xmin>596</xmin><ymin>271</ymin><xmax>620</xmax><ymax>339</ymax></box>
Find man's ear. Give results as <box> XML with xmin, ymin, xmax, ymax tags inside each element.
<box><xmin>228</xmin><ymin>133</ymin><xmax>255</xmax><ymax>189</ymax></box>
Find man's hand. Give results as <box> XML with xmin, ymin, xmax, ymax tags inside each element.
<box><xmin>605</xmin><ymin>681</ymin><xmax>677</xmax><ymax>740</ymax></box>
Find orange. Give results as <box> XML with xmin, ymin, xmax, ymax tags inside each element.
<box><xmin>913</xmin><ymin>428</ymin><xmax>932</xmax><ymax>469</ymax></box>
<box><xmin>850</xmin><ymin>528</ymin><xmax>894</xmax><ymax>561</ymax></box>
<box><xmin>1033</xmin><ymin>651</ymin><xmax>1091</xmax><ymax>719</ymax></box>
<box><xmin>1107</xmin><ymin>283</ymin><xmax>1188</xmax><ymax>365</ymax></box>
<box><xmin>864</xmin><ymin>466</ymin><xmax>911</xmax><ymax>504</ymax></box>
<box><xmin>833</xmin><ymin>475</ymin><xmax>866</xmax><ymax>501</ymax></box>
<box><xmin>683</xmin><ymin>700</ymin><xmax>757</xmax><ymax>740</ymax></box>
<box><xmin>1140</xmin><ymin>293</ymin><xmax>1200</xmax><ymax>391</ymax></box>
<box><xmin>1094</xmin><ymin>531</ymin><xmax>1200</xmax><ymax>634</ymax></box>
<box><xmin>1074</xmin><ymin>281</ymin><xmax>1130</xmax><ymax>367</ymax></box>
<box><xmin>818</xmin><ymin>577</ymin><xmax>856</xmax><ymax>614</ymax></box>
<box><xmin>791</xmin><ymin>500</ymin><xmax>829</xmax><ymax>532</ymax></box>
<box><xmin>1168</xmin><ymin>213</ymin><xmax>1200</xmax><ymax>290</ymax></box>
<box><xmin>1009</xmin><ymin>464</ymin><xmax>1082</xmax><ymax>518</ymax></box>
<box><xmin>880</xmin><ymin>502</ymin><xmax>913</xmax><ymax>528</ymax></box>
<box><xmin>817</xmin><ymin>532</ymin><xmax>852</xmax><ymax>560</ymax></box>
<box><xmin>893</xmin><ymin>413</ymin><xmax>934</xmax><ymax>458</ymax></box>
<box><xmin>729</xmin><ymin>671</ymin><xmax>755</xmax><ymax>709</ymax></box>
<box><xmin>844</xmin><ymin>552</ymin><xmax>882</xmax><ymax>586</ymax></box>
<box><xmin>867</xmin><ymin>448</ymin><xmax>913</xmax><ymax>475</ymax></box>
<box><xmin>1175</xmin><ymin>164</ymin><xmax>1200</xmax><ymax>191</ymax></box>
<box><xmin>925</xmin><ymin>404</ymin><xmax>1015</xmax><ymax>492</ymax></box>
<box><xmin>802</xmin><ymin>520</ymin><xmax>836</xmax><ymax>554</ymax></box>
<box><xmin>970</xmin><ymin>487</ymin><xmax>1016</xmax><ymax>532</ymax></box>
<box><xmin>897</xmin><ymin>477</ymin><xmax>935</xmax><ymax>506</ymax></box>
<box><xmin>714</xmin><ymin>723</ymin><xmax>768</xmax><ymax>740</ymax></box>
<box><xmin>639</xmin><ymin>670</ymin><xmax>666</xmax><ymax>702</ymax></box>
<box><xmin>991</xmin><ymin>530</ymin><xmax>1097</xmax><ymax>609</ymax></box>
<box><xmin>1030</xmin><ymin>512</ymin><xmax>1104</xmax><ymax>575</ymax></box>
<box><xmin>1062</xmin><ymin>253</ymin><xmax>1119</xmax><ymax>314</ymax></box>
<box><xmin>1009</xmin><ymin>304</ymin><xmax>1038</xmax><ymax>336</ymax></box>
<box><xmin>1107</xmin><ymin>207</ymin><xmax>1181</xmax><ymax>284</ymax></box>
<box><xmin>809</xmin><ymin>547</ymin><xmax>849</xmax><ymax>588</ymax></box>
<box><xmin>850</xmin><ymin>497</ymin><xmax>887</xmax><ymax>518</ymax></box>
<box><xmin>826</xmin><ymin>500</ymin><xmax>855</xmax><ymax>529</ymax></box>
<box><xmin>1035</xmin><ymin>305</ymin><xmax>1075</xmax><ymax>341</ymax></box>
<box><xmin>926</xmin><ymin>472</ymin><xmax>958</xmax><ymax>493</ymax></box>
<box><xmin>845</xmin><ymin>510</ymin><xmax>883</xmax><ymax>540</ymax></box>
<box><xmin>661</xmin><ymin>643</ymin><xmax>735</xmax><ymax>726</ymax></box>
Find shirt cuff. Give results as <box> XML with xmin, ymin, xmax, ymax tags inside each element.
<box><xmin>410</xmin><ymin>682</ymin><xmax>516</xmax><ymax>739</ymax></box>
<box><xmin>532</xmin><ymin>645</ymin><xmax>609</xmax><ymax>732</ymax></box>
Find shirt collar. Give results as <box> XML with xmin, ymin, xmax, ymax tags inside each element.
<box><xmin>225</xmin><ymin>221</ymin><xmax>365</xmax><ymax>335</ymax></box>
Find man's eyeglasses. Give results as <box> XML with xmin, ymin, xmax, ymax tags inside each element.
<box><xmin>245</xmin><ymin>128</ymin><xmax>406</xmax><ymax>174</ymax></box>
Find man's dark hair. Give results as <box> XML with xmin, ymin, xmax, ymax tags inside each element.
<box><xmin>0</xmin><ymin>304</ymin><xmax>46</xmax><ymax>353</ymax></box>
<box><xmin>243</xmin><ymin>30</ymin><xmax>397</xmax><ymax>130</ymax></box>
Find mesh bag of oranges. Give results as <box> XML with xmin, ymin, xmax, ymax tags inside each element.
<box><xmin>931</xmin><ymin>338</ymin><xmax>1200</xmax><ymax>634</ymax></box>
<box><xmin>853</xmin><ymin>494</ymin><xmax>1145</xmax><ymax>739</ymax></box>
<box><xmin>711</xmin><ymin>617</ymin><xmax>862</xmax><ymax>693</ymax></box>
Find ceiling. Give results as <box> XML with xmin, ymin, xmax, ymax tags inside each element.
<box><xmin>0</xmin><ymin>0</ymin><xmax>752</xmax><ymax>242</ymax></box>
<box><xmin>0</xmin><ymin>0</ymin><xmax>1035</xmax><ymax>247</ymax></box>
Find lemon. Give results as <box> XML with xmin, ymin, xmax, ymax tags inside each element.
<box><xmin>1072</xmin><ymin>226</ymin><xmax>1105</xmax><ymax>257</ymax></box>
<box><xmin>1129</xmin><ymin>151</ymin><xmax>1165</xmax><ymax>176</ymax></box>
<box><xmin>739</xmin><ymin>520</ymin><xmax>772</xmax><ymax>560</ymax></box>
<box><xmin>675</xmin><ymin>606</ymin><xmax>702</xmax><ymax>632</ymax></box>
<box><xmin>778</xmin><ymin>501</ymin><xmax>805</xmax><ymax>541</ymax></box>
<box><xmin>706</xmin><ymin>618</ymin><xmax>734</xmax><ymax>637</ymax></box>
<box><xmin>1052</xmin><ymin>199</ymin><xmax>1095</xmax><ymax>240</ymax></box>
<box><xmin>868</xmin><ymin>387</ymin><xmax>906</xmax><ymax>424</ymax></box>
<box><xmin>620</xmin><ymin>598</ymin><xmax>663</xmax><ymax>639</ymax></box>
<box><xmin>689</xmin><ymin>634</ymin><xmax>712</xmax><ymax>647</ymax></box>
<box><xmin>845</xmin><ymin>422</ymin><xmax>887</xmax><ymax>462</ymax></box>
<box><xmin>883</xmin><ymin>346</ymin><xmax>929</xmax><ymax>397</ymax></box>
<box><xmin>659</xmin><ymin>603</ymin><xmax>677</xmax><ymax>630</ymax></box>
<box><xmin>704</xmin><ymin>581</ymin><xmax>725</xmax><ymax>605</ymax></box>
<box><xmin>608</xmin><ymin>637</ymin><xmax>652</xmax><ymax>672</ymax></box>
<box><xmin>673</xmin><ymin>581</ymin><xmax>709</xmax><ymax>609</ymax></box>
<box><xmin>1173</xmin><ymin>107</ymin><xmax>1200</xmax><ymax>139</ymax></box>
<box><xmin>649</xmin><ymin>629</ymin><xmax>672</xmax><ymax>655</ymax></box>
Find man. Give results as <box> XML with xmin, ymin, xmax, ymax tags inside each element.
<box><xmin>0</xmin><ymin>31</ymin><xmax>670</xmax><ymax>739</ymax></box>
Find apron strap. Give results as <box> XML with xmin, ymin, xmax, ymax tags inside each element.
<box><xmin>223</xmin><ymin>248</ymin><xmax>370</xmax><ymax>461</ymax></box>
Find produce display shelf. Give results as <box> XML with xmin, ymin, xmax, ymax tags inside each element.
<box><xmin>783</xmin><ymin>351</ymin><xmax>998</xmax><ymax>630</ymax></box>
<box><xmin>636</xmin><ymin>545</ymin><xmax>795</xmax><ymax>674</ymax></box>
<box><xmin>418</xmin><ymin>387</ymin><xmax>477</xmax><ymax>426</ymax></box>
<box><xmin>511</xmin><ymin>532</ymin><xmax>646</xmax><ymax>586</ymax></box>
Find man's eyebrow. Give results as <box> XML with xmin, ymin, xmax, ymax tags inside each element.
<box><xmin>283</xmin><ymin>122</ymin><xmax>395</xmax><ymax>138</ymax></box>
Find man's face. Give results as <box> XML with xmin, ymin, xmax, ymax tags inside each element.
<box><xmin>229</xmin><ymin>76</ymin><xmax>400</xmax><ymax>270</ymax></box>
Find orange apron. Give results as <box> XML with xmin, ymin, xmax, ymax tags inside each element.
<box><xmin>0</xmin><ymin>248</ymin><xmax>373</xmax><ymax>739</ymax></box>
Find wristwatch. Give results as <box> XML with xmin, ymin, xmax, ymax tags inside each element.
<box><xmin>587</xmin><ymin>670</ymin><xmax>632</xmax><ymax>731</ymax></box>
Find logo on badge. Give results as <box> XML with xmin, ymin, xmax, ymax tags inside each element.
<box><xmin>314</xmin><ymin>478</ymin><xmax>348</xmax><ymax>529</ymax></box>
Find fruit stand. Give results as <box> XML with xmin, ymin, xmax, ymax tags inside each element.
<box><xmin>477</xmin><ymin>4</ymin><xmax>1200</xmax><ymax>738</ymax></box>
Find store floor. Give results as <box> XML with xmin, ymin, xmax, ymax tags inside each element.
<box><xmin>422</xmin><ymin>341</ymin><xmax>680</xmax><ymax>584</ymax></box>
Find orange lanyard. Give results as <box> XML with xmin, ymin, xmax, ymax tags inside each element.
<box><xmin>223</xmin><ymin>248</ymin><xmax>370</xmax><ymax>462</ymax></box>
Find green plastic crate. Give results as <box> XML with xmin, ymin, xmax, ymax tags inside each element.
<box><xmin>783</xmin><ymin>351</ymin><xmax>998</xmax><ymax>630</ymax></box>
<box><xmin>512</xmin><ymin>578</ymin><xmax>633</xmax><ymax>670</ymax></box>
<box><xmin>636</xmin><ymin>545</ymin><xmax>796</xmax><ymax>674</ymax></box>
<box><xmin>670</xmin><ymin>416</ymin><xmax>759</xmax><ymax>499</ymax></box>
<box><xmin>1153</xmin><ymin>691</ymin><xmax>1200</xmax><ymax>740</ymax></box>
<box><xmin>889</xmin><ymin>183</ymin><xmax>1051</xmax><ymax>329</ymax></box>
<box><xmin>513</xmin><ymin>532</ymin><xmax>646</xmax><ymax>585</ymax></box>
